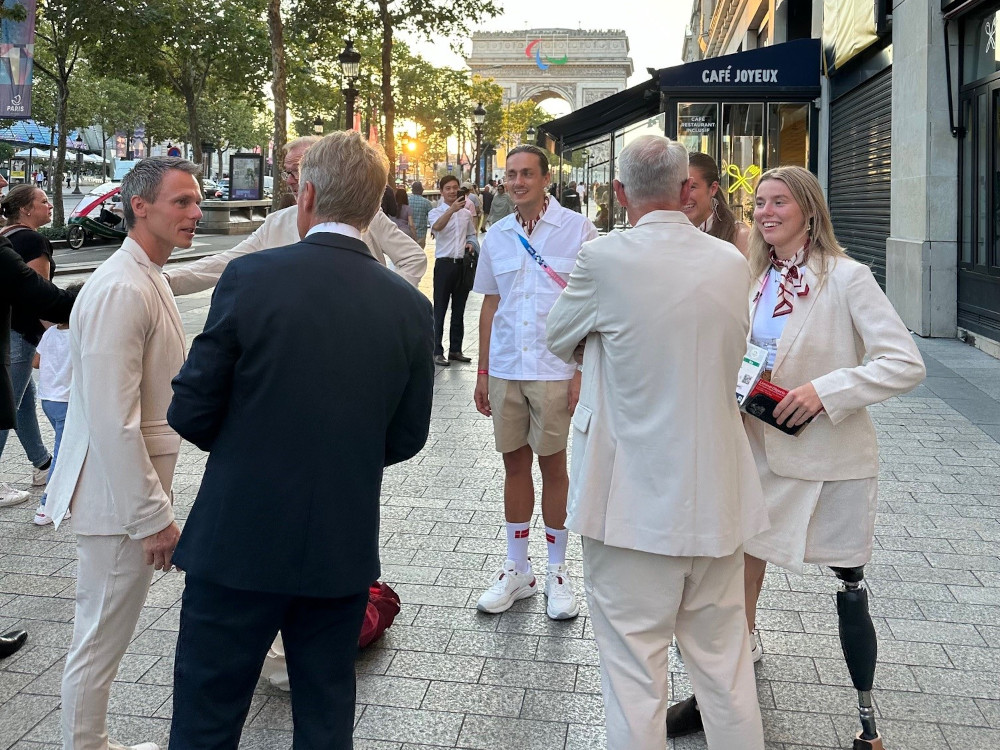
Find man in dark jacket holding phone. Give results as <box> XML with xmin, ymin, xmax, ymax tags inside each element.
<box><xmin>0</xmin><ymin>237</ymin><xmax>77</xmax><ymax>659</ymax></box>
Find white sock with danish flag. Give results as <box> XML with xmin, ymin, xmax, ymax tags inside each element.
<box><xmin>545</xmin><ymin>526</ymin><xmax>568</xmax><ymax>567</ymax></box>
<box><xmin>506</xmin><ymin>522</ymin><xmax>531</xmax><ymax>573</ymax></box>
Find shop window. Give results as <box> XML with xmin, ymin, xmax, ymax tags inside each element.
<box><xmin>962</xmin><ymin>98</ymin><xmax>975</xmax><ymax>266</ymax></box>
<box><xmin>766</xmin><ymin>103</ymin><xmax>809</xmax><ymax>168</ymax></box>
<box><xmin>963</xmin><ymin>10</ymin><xmax>1000</xmax><ymax>85</ymax></box>
<box><xmin>722</xmin><ymin>103</ymin><xmax>764</xmax><ymax>222</ymax></box>
<box><xmin>677</xmin><ymin>102</ymin><xmax>718</xmax><ymax>158</ymax></box>
<box><xmin>979</xmin><ymin>91</ymin><xmax>988</xmax><ymax>267</ymax></box>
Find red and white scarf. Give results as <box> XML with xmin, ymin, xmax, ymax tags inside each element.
<box><xmin>516</xmin><ymin>196</ymin><xmax>549</xmax><ymax>237</ymax></box>
<box><xmin>768</xmin><ymin>241</ymin><xmax>810</xmax><ymax>317</ymax></box>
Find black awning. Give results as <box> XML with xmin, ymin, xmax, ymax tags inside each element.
<box><xmin>660</xmin><ymin>38</ymin><xmax>821</xmax><ymax>99</ymax></box>
<box><xmin>538</xmin><ymin>78</ymin><xmax>661</xmax><ymax>152</ymax></box>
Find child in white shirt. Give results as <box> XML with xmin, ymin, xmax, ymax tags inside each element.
<box><xmin>31</xmin><ymin>283</ymin><xmax>79</xmax><ymax>524</ymax></box>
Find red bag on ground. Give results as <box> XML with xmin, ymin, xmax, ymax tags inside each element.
<box><xmin>358</xmin><ymin>581</ymin><xmax>401</xmax><ymax>649</ymax></box>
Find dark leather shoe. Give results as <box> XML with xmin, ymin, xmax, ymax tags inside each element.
<box><xmin>434</xmin><ymin>355</ymin><xmax>451</xmax><ymax>366</ymax></box>
<box><xmin>666</xmin><ymin>695</ymin><xmax>703</xmax><ymax>738</ymax></box>
<box><xmin>0</xmin><ymin>629</ymin><xmax>27</xmax><ymax>659</ymax></box>
<box><xmin>448</xmin><ymin>351</ymin><xmax>472</xmax><ymax>362</ymax></box>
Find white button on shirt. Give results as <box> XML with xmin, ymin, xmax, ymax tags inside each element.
<box><xmin>428</xmin><ymin>203</ymin><xmax>476</xmax><ymax>259</ymax></box>
<box><xmin>473</xmin><ymin>200</ymin><xmax>598</xmax><ymax>381</ymax></box>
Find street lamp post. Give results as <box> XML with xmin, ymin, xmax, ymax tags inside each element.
<box><xmin>313</xmin><ymin>116</ymin><xmax>324</xmax><ymax>135</ymax></box>
<box><xmin>339</xmin><ymin>40</ymin><xmax>361</xmax><ymax>131</ymax></box>
<box><xmin>472</xmin><ymin>102</ymin><xmax>486</xmax><ymax>187</ymax></box>
<box><xmin>72</xmin><ymin>135</ymin><xmax>84</xmax><ymax>195</ymax></box>
<box><xmin>26</xmin><ymin>134</ymin><xmax>33</xmax><ymax>184</ymax></box>
<box><xmin>582</xmin><ymin>149</ymin><xmax>590</xmax><ymax>214</ymax></box>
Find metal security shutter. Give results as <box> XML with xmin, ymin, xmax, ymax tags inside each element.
<box><xmin>829</xmin><ymin>68</ymin><xmax>892</xmax><ymax>287</ymax></box>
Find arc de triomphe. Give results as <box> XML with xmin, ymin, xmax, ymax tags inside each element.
<box><xmin>466</xmin><ymin>29</ymin><xmax>633</xmax><ymax>111</ymax></box>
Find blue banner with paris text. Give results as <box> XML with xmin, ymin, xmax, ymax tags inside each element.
<box><xmin>0</xmin><ymin>0</ymin><xmax>36</xmax><ymax>119</ymax></box>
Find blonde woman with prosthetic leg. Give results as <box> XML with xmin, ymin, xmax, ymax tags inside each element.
<box><xmin>669</xmin><ymin>166</ymin><xmax>925</xmax><ymax>749</ymax></box>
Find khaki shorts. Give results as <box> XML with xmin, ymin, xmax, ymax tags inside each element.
<box><xmin>489</xmin><ymin>376</ymin><xmax>572</xmax><ymax>456</ymax></box>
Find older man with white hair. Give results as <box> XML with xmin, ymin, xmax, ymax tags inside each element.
<box><xmin>546</xmin><ymin>135</ymin><xmax>768</xmax><ymax>750</ymax></box>
<box><xmin>165</xmin><ymin>135</ymin><xmax>426</xmax><ymax>295</ymax></box>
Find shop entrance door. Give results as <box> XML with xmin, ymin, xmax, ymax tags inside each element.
<box><xmin>959</xmin><ymin>80</ymin><xmax>1000</xmax><ymax>341</ymax></box>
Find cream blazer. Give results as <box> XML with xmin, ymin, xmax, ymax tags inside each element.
<box><xmin>165</xmin><ymin>206</ymin><xmax>427</xmax><ymax>295</ymax></box>
<box><xmin>546</xmin><ymin>211</ymin><xmax>768</xmax><ymax>558</ymax></box>
<box><xmin>47</xmin><ymin>239</ymin><xmax>186</xmax><ymax>537</ymax></box>
<box><xmin>751</xmin><ymin>254</ymin><xmax>926</xmax><ymax>481</ymax></box>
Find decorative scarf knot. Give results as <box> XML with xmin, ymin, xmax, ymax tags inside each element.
<box><xmin>767</xmin><ymin>242</ymin><xmax>810</xmax><ymax>317</ymax></box>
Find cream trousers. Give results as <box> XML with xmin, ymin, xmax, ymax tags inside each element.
<box><xmin>582</xmin><ymin>537</ymin><xmax>764</xmax><ymax>750</ymax></box>
<box><xmin>61</xmin><ymin>535</ymin><xmax>154</xmax><ymax>750</ymax></box>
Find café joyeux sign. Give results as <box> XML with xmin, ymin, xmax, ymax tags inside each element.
<box><xmin>701</xmin><ymin>66</ymin><xmax>780</xmax><ymax>84</ymax></box>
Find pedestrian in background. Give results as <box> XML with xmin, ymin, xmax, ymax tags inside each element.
<box><xmin>428</xmin><ymin>175</ymin><xmax>478</xmax><ymax>367</ymax></box>
<box><xmin>409</xmin><ymin>181</ymin><xmax>432</xmax><ymax>249</ymax></box>
<box><xmin>486</xmin><ymin>182</ymin><xmax>514</xmax><ymax>228</ymax></box>
<box><xmin>392</xmin><ymin>187</ymin><xmax>416</xmax><ymax>240</ymax></box>
<box><xmin>0</xmin><ymin>185</ymin><xmax>56</xmax><ymax>507</ymax></box>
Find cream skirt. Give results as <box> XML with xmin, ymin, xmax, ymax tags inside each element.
<box><xmin>742</xmin><ymin>418</ymin><xmax>878</xmax><ymax>574</ymax></box>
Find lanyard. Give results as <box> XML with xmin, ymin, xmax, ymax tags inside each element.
<box><xmin>517</xmin><ymin>233</ymin><xmax>567</xmax><ymax>290</ymax></box>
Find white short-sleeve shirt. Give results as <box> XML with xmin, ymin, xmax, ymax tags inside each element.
<box><xmin>429</xmin><ymin>203</ymin><xmax>476</xmax><ymax>259</ymax></box>
<box><xmin>473</xmin><ymin>200</ymin><xmax>598</xmax><ymax>381</ymax></box>
<box><xmin>36</xmin><ymin>326</ymin><xmax>73</xmax><ymax>402</ymax></box>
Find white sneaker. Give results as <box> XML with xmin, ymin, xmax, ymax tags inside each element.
<box><xmin>109</xmin><ymin>742</ymin><xmax>160</xmax><ymax>750</ymax></box>
<box><xmin>32</xmin><ymin>504</ymin><xmax>69</xmax><ymax>526</ymax></box>
<box><xmin>750</xmin><ymin>628</ymin><xmax>763</xmax><ymax>663</ymax></box>
<box><xmin>32</xmin><ymin>463</ymin><xmax>50</xmax><ymax>486</ymax></box>
<box><xmin>476</xmin><ymin>559</ymin><xmax>537</xmax><ymax>613</ymax></box>
<box><xmin>544</xmin><ymin>563</ymin><xmax>580</xmax><ymax>620</ymax></box>
<box><xmin>0</xmin><ymin>483</ymin><xmax>30</xmax><ymax>508</ymax></box>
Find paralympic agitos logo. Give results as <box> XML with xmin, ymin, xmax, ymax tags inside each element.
<box><xmin>525</xmin><ymin>39</ymin><xmax>568</xmax><ymax>70</ymax></box>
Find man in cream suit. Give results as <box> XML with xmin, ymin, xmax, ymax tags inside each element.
<box><xmin>165</xmin><ymin>135</ymin><xmax>426</xmax><ymax>295</ymax></box>
<box><xmin>546</xmin><ymin>135</ymin><xmax>768</xmax><ymax>750</ymax></box>
<box><xmin>46</xmin><ymin>157</ymin><xmax>202</xmax><ymax>750</ymax></box>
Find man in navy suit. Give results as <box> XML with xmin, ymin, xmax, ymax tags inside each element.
<box><xmin>166</xmin><ymin>131</ymin><xmax>434</xmax><ymax>750</ymax></box>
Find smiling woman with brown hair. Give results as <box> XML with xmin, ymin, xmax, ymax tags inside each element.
<box><xmin>683</xmin><ymin>152</ymin><xmax>750</xmax><ymax>257</ymax></box>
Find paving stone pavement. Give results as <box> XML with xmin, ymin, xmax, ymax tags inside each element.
<box><xmin>3</xmin><ymin>258</ymin><xmax>1000</xmax><ymax>749</ymax></box>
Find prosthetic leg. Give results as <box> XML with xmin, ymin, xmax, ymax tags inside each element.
<box><xmin>831</xmin><ymin>566</ymin><xmax>884</xmax><ymax>750</ymax></box>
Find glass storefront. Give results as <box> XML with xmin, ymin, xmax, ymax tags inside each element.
<box><xmin>673</xmin><ymin>101</ymin><xmax>811</xmax><ymax>223</ymax></box>
<box><xmin>958</xmin><ymin>4</ymin><xmax>1000</xmax><ymax>340</ymax></box>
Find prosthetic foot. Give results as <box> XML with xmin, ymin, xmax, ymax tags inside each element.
<box><xmin>831</xmin><ymin>566</ymin><xmax>885</xmax><ymax>750</ymax></box>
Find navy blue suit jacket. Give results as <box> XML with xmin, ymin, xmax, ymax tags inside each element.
<box><xmin>169</xmin><ymin>232</ymin><xmax>434</xmax><ymax>598</ymax></box>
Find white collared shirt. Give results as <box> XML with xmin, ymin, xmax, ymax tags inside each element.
<box><xmin>305</xmin><ymin>221</ymin><xmax>363</xmax><ymax>241</ymax></box>
<box><xmin>428</xmin><ymin>202</ymin><xmax>476</xmax><ymax>259</ymax></box>
<box><xmin>474</xmin><ymin>199</ymin><xmax>598</xmax><ymax>381</ymax></box>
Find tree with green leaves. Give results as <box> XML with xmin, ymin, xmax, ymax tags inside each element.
<box><xmin>353</xmin><ymin>0</ymin><xmax>500</xmax><ymax>166</ymax></box>
<box><xmin>94</xmin><ymin>0</ymin><xmax>269</xmax><ymax>167</ymax></box>
<box><xmin>33</xmin><ymin>0</ymin><xmax>103</xmax><ymax>225</ymax></box>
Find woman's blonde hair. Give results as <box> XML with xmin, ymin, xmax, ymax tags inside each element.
<box><xmin>748</xmin><ymin>165</ymin><xmax>848</xmax><ymax>284</ymax></box>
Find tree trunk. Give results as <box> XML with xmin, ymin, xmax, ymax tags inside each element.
<box><xmin>379</xmin><ymin>0</ymin><xmax>394</xmax><ymax>166</ymax></box>
<box><xmin>267</xmin><ymin>0</ymin><xmax>288</xmax><ymax>212</ymax></box>
<box><xmin>186</xmin><ymin>93</ymin><xmax>201</xmax><ymax>169</ymax></box>
<box><xmin>51</xmin><ymin>79</ymin><xmax>69</xmax><ymax>227</ymax></box>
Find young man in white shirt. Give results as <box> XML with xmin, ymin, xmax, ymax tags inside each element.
<box><xmin>428</xmin><ymin>175</ymin><xmax>478</xmax><ymax>367</ymax></box>
<box><xmin>472</xmin><ymin>145</ymin><xmax>598</xmax><ymax>620</ymax></box>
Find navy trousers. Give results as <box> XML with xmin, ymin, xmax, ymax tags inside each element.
<box><xmin>169</xmin><ymin>574</ymin><xmax>368</xmax><ymax>750</ymax></box>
